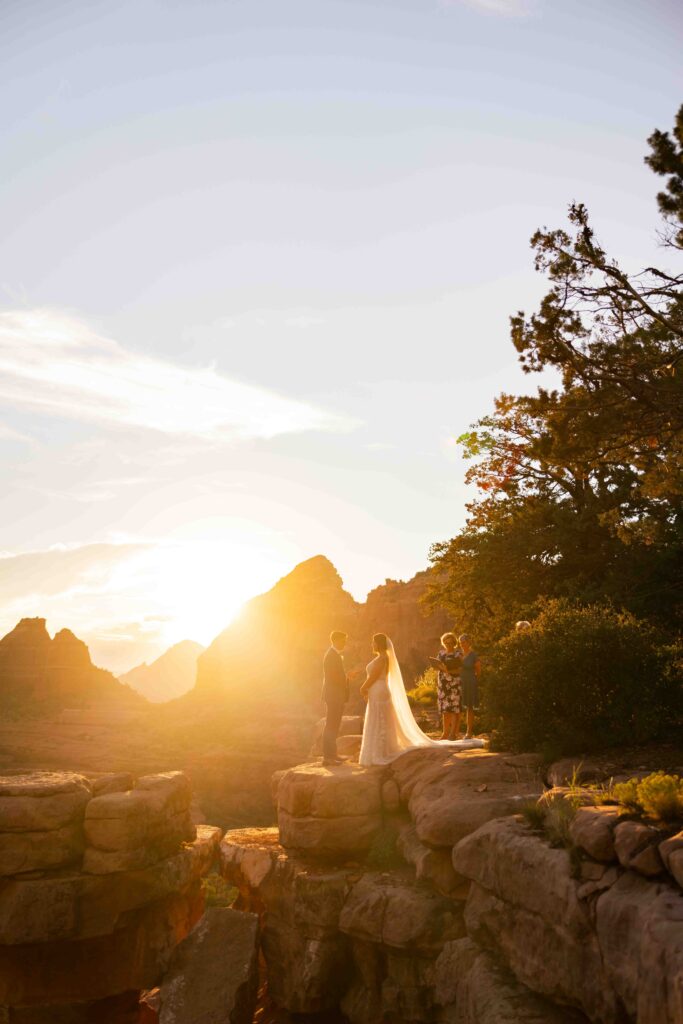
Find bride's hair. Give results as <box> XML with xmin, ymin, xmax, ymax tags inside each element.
<box><xmin>372</xmin><ymin>632</ymin><xmax>388</xmax><ymax>653</ymax></box>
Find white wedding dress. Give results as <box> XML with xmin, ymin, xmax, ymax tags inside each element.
<box><xmin>358</xmin><ymin>638</ymin><xmax>484</xmax><ymax>767</ymax></box>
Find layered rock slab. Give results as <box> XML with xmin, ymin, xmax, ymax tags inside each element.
<box><xmin>276</xmin><ymin>762</ymin><xmax>385</xmax><ymax>857</ymax></box>
<box><xmin>152</xmin><ymin>907</ymin><xmax>259</xmax><ymax>1024</ymax></box>
<box><xmin>220</xmin><ymin>827</ymin><xmax>353</xmax><ymax>1014</ymax></box>
<box><xmin>435</xmin><ymin>938</ymin><xmax>589</xmax><ymax>1024</ymax></box>
<box><xmin>453</xmin><ymin>816</ymin><xmax>621</xmax><ymax>1023</ymax></box>
<box><xmin>391</xmin><ymin>748</ymin><xmax>543</xmax><ymax>847</ymax></box>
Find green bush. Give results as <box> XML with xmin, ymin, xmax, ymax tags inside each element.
<box><xmin>407</xmin><ymin>667</ymin><xmax>439</xmax><ymax>708</ymax></box>
<box><xmin>613</xmin><ymin>772</ymin><xmax>683</xmax><ymax>823</ymax></box>
<box><xmin>201</xmin><ymin>872</ymin><xmax>237</xmax><ymax>908</ymax></box>
<box><xmin>484</xmin><ymin>600</ymin><xmax>682</xmax><ymax>756</ymax></box>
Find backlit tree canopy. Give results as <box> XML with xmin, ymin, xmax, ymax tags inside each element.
<box><xmin>430</xmin><ymin>104</ymin><xmax>683</xmax><ymax>640</ymax></box>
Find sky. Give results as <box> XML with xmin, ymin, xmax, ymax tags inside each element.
<box><xmin>0</xmin><ymin>0</ymin><xmax>681</xmax><ymax>673</ymax></box>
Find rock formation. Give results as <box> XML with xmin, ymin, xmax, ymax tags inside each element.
<box><xmin>192</xmin><ymin>555</ymin><xmax>451</xmax><ymax>709</ymax></box>
<box><xmin>0</xmin><ymin>618</ymin><xmax>144</xmax><ymax>713</ymax></box>
<box><xmin>0</xmin><ymin>768</ymin><xmax>223</xmax><ymax>1022</ymax></box>
<box><xmin>119</xmin><ymin>640</ymin><xmax>205</xmax><ymax>703</ymax></box>
<box><xmin>220</xmin><ymin>749</ymin><xmax>683</xmax><ymax>1024</ymax></box>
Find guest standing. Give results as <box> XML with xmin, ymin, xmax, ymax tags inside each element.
<box><xmin>435</xmin><ymin>632</ymin><xmax>462</xmax><ymax>741</ymax></box>
<box><xmin>458</xmin><ymin>633</ymin><xmax>481</xmax><ymax>739</ymax></box>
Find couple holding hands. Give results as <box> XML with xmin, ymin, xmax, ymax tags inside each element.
<box><xmin>322</xmin><ymin>630</ymin><xmax>483</xmax><ymax>768</ymax></box>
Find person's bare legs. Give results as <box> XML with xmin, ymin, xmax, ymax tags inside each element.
<box><xmin>448</xmin><ymin>712</ymin><xmax>461</xmax><ymax>740</ymax></box>
<box><xmin>440</xmin><ymin>711</ymin><xmax>454</xmax><ymax>740</ymax></box>
<box><xmin>465</xmin><ymin>708</ymin><xmax>475</xmax><ymax>738</ymax></box>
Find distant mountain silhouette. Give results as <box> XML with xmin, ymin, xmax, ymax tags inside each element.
<box><xmin>0</xmin><ymin>618</ymin><xmax>145</xmax><ymax>712</ymax></box>
<box><xmin>119</xmin><ymin>639</ymin><xmax>204</xmax><ymax>702</ymax></box>
<box><xmin>191</xmin><ymin>554</ymin><xmax>450</xmax><ymax>708</ymax></box>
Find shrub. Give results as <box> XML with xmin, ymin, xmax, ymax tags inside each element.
<box><xmin>407</xmin><ymin>667</ymin><xmax>439</xmax><ymax>708</ymax></box>
<box><xmin>613</xmin><ymin>772</ymin><xmax>683</xmax><ymax>823</ymax></box>
<box><xmin>484</xmin><ymin>600</ymin><xmax>682</xmax><ymax>756</ymax></box>
<box><xmin>520</xmin><ymin>799</ymin><xmax>546</xmax><ymax>832</ymax></box>
<box><xmin>202</xmin><ymin>872</ymin><xmax>237</xmax><ymax>907</ymax></box>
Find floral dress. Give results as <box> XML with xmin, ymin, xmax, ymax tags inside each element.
<box><xmin>437</xmin><ymin>649</ymin><xmax>462</xmax><ymax>713</ymax></box>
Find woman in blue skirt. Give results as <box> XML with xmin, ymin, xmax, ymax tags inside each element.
<box><xmin>459</xmin><ymin>633</ymin><xmax>481</xmax><ymax>739</ymax></box>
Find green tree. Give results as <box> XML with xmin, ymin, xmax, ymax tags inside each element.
<box><xmin>429</xmin><ymin>104</ymin><xmax>683</xmax><ymax>640</ymax></box>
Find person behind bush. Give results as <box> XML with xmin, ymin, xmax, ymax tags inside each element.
<box><xmin>431</xmin><ymin>632</ymin><xmax>462</xmax><ymax>740</ymax></box>
<box><xmin>458</xmin><ymin>633</ymin><xmax>481</xmax><ymax>739</ymax></box>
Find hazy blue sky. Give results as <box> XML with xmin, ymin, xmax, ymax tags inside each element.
<box><xmin>1</xmin><ymin>0</ymin><xmax>681</xmax><ymax>671</ymax></box>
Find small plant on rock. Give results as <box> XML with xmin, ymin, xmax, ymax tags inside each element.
<box><xmin>520</xmin><ymin>798</ymin><xmax>546</xmax><ymax>833</ymax></box>
<box><xmin>613</xmin><ymin>772</ymin><xmax>683</xmax><ymax>824</ymax></box>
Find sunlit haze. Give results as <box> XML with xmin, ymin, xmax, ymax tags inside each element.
<box><xmin>1</xmin><ymin>0</ymin><xmax>680</xmax><ymax>673</ymax></box>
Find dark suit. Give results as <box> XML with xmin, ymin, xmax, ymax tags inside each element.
<box><xmin>322</xmin><ymin>645</ymin><xmax>349</xmax><ymax>761</ymax></box>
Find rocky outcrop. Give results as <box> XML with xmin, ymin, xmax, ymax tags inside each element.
<box><xmin>219</xmin><ymin>749</ymin><xmax>683</xmax><ymax>1024</ymax></box>
<box><xmin>218</xmin><ymin>748</ymin><xmax>583</xmax><ymax>1023</ymax></box>
<box><xmin>275</xmin><ymin>761</ymin><xmax>385</xmax><ymax>857</ymax></box>
<box><xmin>119</xmin><ymin>640</ymin><xmax>204</xmax><ymax>703</ymax></box>
<box><xmin>453</xmin><ymin>814</ymin><xmax>683</xmax><ymax>1024</ymax></box>
<box><xmin>0</xmin><ymin>619</ymin><xmax>144</xmax><ymax>712</ymax></box>
<box><xmin>0</xmin><ymin>769</ymin><xmax>222</xmax><ymax>1020</ymax></box>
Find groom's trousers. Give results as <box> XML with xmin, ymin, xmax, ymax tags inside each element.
<box><xmin>322</xmin><ymin>697</ymin><xmax>344</xmax><ymax>761</ymax></box>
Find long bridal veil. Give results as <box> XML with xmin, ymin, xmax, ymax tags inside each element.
<box><xmin>386</xmin><ymin>638</ymin><xmax>484</xmax><ymax>753</ymax></box>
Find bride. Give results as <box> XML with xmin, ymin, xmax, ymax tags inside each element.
<box><xmin>358</xmin><ymin>633</ymin><xmax>484</xmax><ymax>766</ymax></box>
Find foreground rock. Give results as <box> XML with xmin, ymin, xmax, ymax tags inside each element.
<box><xmin>391</xmin><ymin>748</ymin><xmax>544</xmax><ymax>846</ymax></box>
<box><xmin>0</xmin><ymin>769</ymin><xmax>222</xmax><ymax>1018</ymax></box>
<box><xmin>218</xmin><ymin>748</ymin><xmax>602</xmax><ymax>1024</ymax></box>
<box><xmin>219</xmin><ymin>750</ymin><xmax>683</xmax><ymax>1024</ymax></box>
<box><xmin>276</xmin><ymin>761</ymin><xmax>385</xmax><ymax>857</ymax></box>
<box><xmin>151</xmin><ymin>907</ymin><xmax>259</xmax><ymax>1024</ymax></box>
<box><xmin>435</xmin><ymin>938</ymin><xmax>587</xmax><ymax>1023</ymax></box>
<box><xmin>453</xmin><ymin>814</ymin><xmax>683</xmax><ymax>1024</ymax></box>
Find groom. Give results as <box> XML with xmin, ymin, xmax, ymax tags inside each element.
<box><xmin>321</xmin><ymin>630</ymin><xmax>350</xmax><ymax>766</ymax></box>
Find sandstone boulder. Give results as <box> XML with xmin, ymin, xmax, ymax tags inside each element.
<box><xmin>276</xmin><ymin>762</ymin><xmax>383</xmax><ymax>857</ymax></box>
<box><xmin>88</xmin><ymin>773</ymin><xmax>135</xmax><ymax>796</ymax></box>
<box><xmin>83</xmin><ymin>772</ymin><xmax>195</xmax><ymax>874</ymax></box>
<box><xmin>569</xmin><ymin>805</ymin><xmax>620</xmax><ymax>862</ymax></box>
<box><xmin>381</xmin><ymin>779</ymin><xmax>401</xmax><ymax>813</ymax></box>
<box><xmin>435</xmin><ymin>938</ymin><xmax>587</xmax><ymax>1023</ymax></box>
<box><xmin>0</xmin><ymin>825</ymin><xmax>222</xmax><ymax>945</ymax></box>
<box><xmin>396</xmin><ymin>822</ymin><xmax>463</xmax><ymax>895</ymax></box>
<box><xmin>261</xmin><ymin>862</ymin><xmax>353</xmax><ymax>1013</ymax></box>
<box><xmin>392</xmin><ymin>750</ymin><xmax>543</xmax><ymax>848</ymax></box>
<box><xmin>155</xmin><ymin>907</ymin><xmax>259</xmax><ymax>1024</ymax></box>
<box><xmin>278</xmin><ymin>809</ymin><xmax>381</xmax><ymax>857</ymax></box>
<box><xmin>0</xmin><ymin>824</ymin><xmax>84</xmax><ymax>876</ymax></box>
<box><xmin>454</xmin><ymin>817</ymin><xmax>620</xmax><ymax>1022</ymax></box>
<box><xmin>0</xmin><ymin>887</ymin><xmax>205</xmax><ymax>1007</ymax></box>
<box><xmin>595</xmin><ymin>871</ymin><xmax>683</xmax><ymax>1023</ymax></box>
<box><xmin>219</xmin><ymin>827</ymin><xmax>283</xmax><ymax>903</ymax></box>
<box><xmin>278</xmin><ymin>762</ymin><xmax>382</xmax><ymax>818</ymax></box>
<box><xmin>659</xmin><ymin>830</ymin><xmax>683</xmax><ymax>887</ymax></box>
<box><xmin>339</xmin><ymin>871</ymin><xmax>464</xmax><ymax>953</ymax></box>
<box><xmin>85</xmin><ymin>772</ymin><xmax>191</xmax><ymax>826</ymax></box>
<box><xmin>0</xmin><ymin>772</ymin><xmax>91</xmax><ymax>833</ymax></box>
<box><xmin>613</xmin><ymin>820</ymin><xmax>663</xmax><ymax>877</ymax></box>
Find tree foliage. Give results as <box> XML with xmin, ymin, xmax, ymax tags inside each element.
<box><xmin>429</xmin><ymin>104</ymin><xmax>683</xmax><ymax>642</ymax></box>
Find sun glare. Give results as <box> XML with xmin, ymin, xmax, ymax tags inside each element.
<box><xmin>136</xmin><ymin>539</ymin><xmax>287</xmax><ymax>647</ymax></box>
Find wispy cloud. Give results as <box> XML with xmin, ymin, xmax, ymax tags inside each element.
<box><xmin>0</xmin><ymin>542</ymin><xmax>149</xmax><ymax>605</ymax></box>
<box><xmin>0</xmin><ymin>310</ymin><xmax>354</xmax><ymax>440</ymax></box>
<box><xmin>439</xmin><ymin>0</ymin><xmax>537</xmax><ymax>16</ymax></box>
